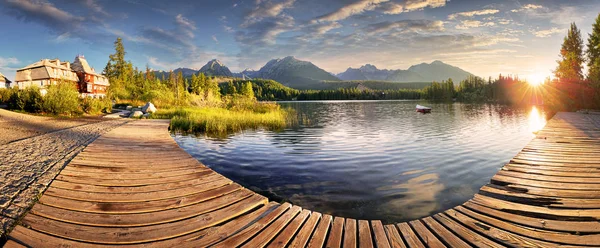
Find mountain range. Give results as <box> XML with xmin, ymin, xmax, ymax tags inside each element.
<box><xmin>156</xmin><ymin>57</ymin><xmax>474</xmax><ymax>90</ymax></box>
<box><xmin>336</xmin><ymin>61</ymin><xmax>473</xmax><ymax>83</ymax></box>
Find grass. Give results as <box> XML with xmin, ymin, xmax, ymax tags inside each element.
<box><xmin>151</xmin><ymin>104</ymin><xmax>295</xmax><ymax>137</ymax></box>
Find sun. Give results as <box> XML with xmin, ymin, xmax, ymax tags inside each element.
<box><xmin>527</xmin><ymin>73</ymin><xmax>547</xmax><ymax>87</ymax></box>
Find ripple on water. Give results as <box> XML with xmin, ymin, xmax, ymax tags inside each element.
<box><xmin>175</xmin><ymin>101</ymin><xmax>548</xmax><ymax>222</ymax></box>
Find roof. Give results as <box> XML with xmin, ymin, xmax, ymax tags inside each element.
<box><xmin>0</xmin><ymin>72</ymin><xmax>11</xmax><ymax>83</ymax></box>
<box><xmin>18</xmin><ymin>59</ymin><xmax>72</xmax><ymax>71</ymax></box>
<box><xmin>72</xmin><ymin>55</ymin><xmax>105</xmax><ymax>78</ymax></box>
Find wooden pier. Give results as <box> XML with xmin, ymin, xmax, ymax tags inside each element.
<box><xmin>4</xmin><ymin>112</ymin><xmax>600</xmax><ymax>247</ymax></box>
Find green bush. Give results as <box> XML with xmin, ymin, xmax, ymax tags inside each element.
<box><xmin>24</xmin><ymin>86</ymin><xmax>43</xmax><ymax>113</ymax></box>
<box><xmin>42</xmin><ymin>81</ymin><xmax>80</xmax><ymax>115</ymax></box>
<box><xmin>0</xmin><ymin>88</ymin><xmax>11</xmax><ymax>104</ymax></box>
<box><xmin>81</xmin><ymin>97</ymin><xmax>112</xmax><ymax>115</ymax></box>
<box><xmin>7</xmin><ymin>88</ymin><xmax>26</xmax><ymax>110</ymax></box>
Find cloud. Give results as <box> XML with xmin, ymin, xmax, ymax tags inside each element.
<box><xmin>315</xmin><ymin>0</ymin><xmax>388</xmax><ymax>22</ymax></box>
<box><xmin>511</xmin><ymin>4</ymin><xmax>543</xmax><ymax>13</ymax></box>
<box><xmin>212</xmin><ymin>35</ymin><xmax>219</xmax><ymax>44</ymax></box>
<box><xmin>79</xmin><ymin>0</ymin><xmax>110</xmax><ymax>17</ymax></box>
<box><xmin>378</xmin><ymin>0</ymin><xmax>447</xmax><ymax>15</ymax></box>
<box><xmin>236</xmin><ymin>14</ymin><xmax>295</xmax><ymax>46</ymax></box>
<box><xmin>242</xmin><ymin>0</ymin><xmax>295</xmax><ymax>27</ymax></box>
<box><xmin>403</xmin><ymin>0</ymin><xmax>447</xmax><ymax>12</ymax></box>
<box><xmin>366</xmin><ymin>19</ymin><xmax>444</xmax><ymax>34</ymax></box>
<box><xmin>532</xmin><ymin>27</ymin><xmax>563</xmax><ymax>38</ymax></box>
<box><xmin>448</xmin><ymin>9</ymin><xmax>499</xmax><ymax>20</ymax></box>
<box><xmin>175</xmin><ymin>14</ymin><xmax>196</xmax><ymax>32</ymax></box>
<box><xmin>455</xmin><ymin>20</ymin><xmax>495</xmax><ymax>30</ymax></box>
<box><xmin>3</xmin><ymin>0</ymin><xmax>85</xmax><ymax>33</ymax></box>
<box><xmin>138</xmin><ymin>14</ymin><xmax>198</xmax><ymax>53</ymax></box>
<box><xmin>0</xmin><ymin>57</ymin><xmax>20</xmax><ymax>67</ymax></box>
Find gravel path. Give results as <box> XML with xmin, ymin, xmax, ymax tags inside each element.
<box><xmin>0</xmin><ymin>112</ymin><xmax>128</xmax><ymax>239</ymax></box>
<box><xmin>0</xmin><ymin>109</ymin><xmax>104</xmax><ymax>145</ymax></box>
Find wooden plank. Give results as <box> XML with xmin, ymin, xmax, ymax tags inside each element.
<box><xmin>433</xmin><ymin>213</ymin><xmax>503</xmax><ymax>248</ymax></box>
<box><xmin>497</xmin><ymin>170</ymin><xmax>600</xmax><ymax>184</ymax></box>
<box><xmin>43</xmin><ymin>178</ymin><xmax>232</xmax><ymax>202</ymax></box>
<box><xmin>371</xmin><ymin>220</ymin><xmax>391</xmax><ymax>248</ymax></box>
<box><xmin>358</xmin><ymin>220</ymin><xmax>374</xmax><ymax>248</ymax></box>
<box><xmin>49</xmin><ymin>173</ymin><xmax>225</xmax><ymax>193</ymax></box>
<box><xmin>471</xmin><ymin>194</ymin><xmax>600</xmax><ymax>219</ymax></box>
<box><xmin>492</xmin><ymin>174</ymin><xmax>600</xmax><ymax>191</ymax></box>
<box><xmin>325</xmin><ymin>216</ymin><xmax>344</xmax><ymax>248</ymax></box>
<box><xmin>8</xmin><ymin>226</ymin><xmax>101</xmax><ymax>248</ymax></box>
<box><xmin>396</xmin><ymin>223</ymin><xmax>424</xmax><ymax>248</ymax></box>
<box><xmin>289</xmin><ymin>212</ymin><xmax>321</xmax><ymax>248</ymax></box>
<box><xmin>488</xmin><ymin>180</ymin><xmax>600</xmax><ymax>199</ymax></box>
<box><xmin>452</xmin><ymin>206</ymin><xmax>600</xmax><ymax>246</ymax></box>
<box><xmin>344</xmin><ymin>218</ymin><xmax>357</xmax><ymax>248</ymax></box>
<box><xmin>31</xmin><ymin>190</ymin><xmax>256</xmax><ymax>227</ymax></box>
<box><xmin>383</xmin><ymin>224</ymin><xmax>407</xmax><ymax>248</ymax></box>
<box><xmin>173</xmin><ymin>202</ymin><xmax>279</xmax><ymax>247</ymax></box>
<box><xmin>212</xmin><ymin>203</ymin><xmax>292</xmax><ymax>248</ymax></box>
<box><xmin>307</xmin><ymin>214</ymin><xmax>332</xmax><ymax>248</ymax></box>
<box><xmin>421</xmin><ymin>217</ymin><xmax>470</xmax><ymax>248</ymax></box>
<box><xmin>241</xmin><ymin>205</ymin><xmax>302</xmax><ymax>248</ymax></box>
<box><xmin>60</xmin><ymin>166</ymin><xmax>210</xmax><ymax>179</ymax></box>
<box><xmin>22</xmin><ymin>195</ymin><xmax>266</xmax><ymax>244</ymax></box>
<box><xmin>39</xmin><ymin>184</ymin><xmax>241</xmax><ymax>214</ymax></box>
<box><xmin>408</xmin><ymin>220</ymin><xmax>445</xmax><ymax>247</ymax></box>
<box><xmin>3</xmin><ymin>240</ymin><xmax>28</xmax><ymax>248</ymax></box>
<box><xmin>463</xmin><ymin>201</ymin><xmax>600</xmax><ymax>233</ymax></box>
<box><xmin>479</xmin><ymin>184</ymin><xmax>600</xmax><ymax>209</ymax></box>
<box><xmin>55</xmin><ymin>171</ymin><xmax>214</xmax><ymax>187</ymax></box>
<box><xmin>266</xmin><ymin>209</ymin><xmax>311</xmax><ymax>248</ymax></box>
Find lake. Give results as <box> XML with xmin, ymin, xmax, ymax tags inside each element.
<box><xmin>174</xmin><ymin>101</ymin><xmax>549</xmax><ymax>223</ymax></box>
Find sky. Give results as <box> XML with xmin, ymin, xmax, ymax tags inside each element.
<box><xmin>1</xmin><ymin>0</ymin><xmax>600</xmax><ymax>83</ymax></box>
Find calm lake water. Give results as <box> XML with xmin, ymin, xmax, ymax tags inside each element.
<box><xmin>174</xmin><ymin>101</ymin><xmax>549</xmax><ymax>223</ymax></box>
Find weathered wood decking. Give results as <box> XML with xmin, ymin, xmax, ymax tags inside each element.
<box><xmin>4</xmin><ymin>112</ymin><xmax>600</xmax><ymax>247</ymax></box>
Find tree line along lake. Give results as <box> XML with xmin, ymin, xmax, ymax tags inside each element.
<box><xmin>174</xmin><ymin>100</ymin><xmax>549</xmax><ymax>223</ymax></box>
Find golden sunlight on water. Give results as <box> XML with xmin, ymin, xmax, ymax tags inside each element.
<box><xmin>528</xmin><ymin>106</ymin><xmax>547</xmax><ymax>133</ymax></box>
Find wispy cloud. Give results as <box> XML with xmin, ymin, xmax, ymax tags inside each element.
<box><xmin>531</xmin><ymin>27</ymin><xmax>563</xmax><ymax>38</ymax></box>
<box><xmin>315</xmin><ymin>0</ymin><xmax>388</xmax><ymax>22</ymax></box>
<box><xmin>448</xmin><ymin>9</ymin><xmax>499</xmax><ymax>20</ymax></box>
<box><xmin>366</xmin><ymin>20</ymin><xmax>444</xmax><ymax>34</ymax></box>
<box><xmin>511</xmin><ymin>4</ymin><xmax>543</xmax><ymax>13</ymax></box>
<box><xmin>242</xmin><ymin>0</ymin><xmax>295</xmax><ymax>27</ymax></box>
<box><xmin>3</xmin><ymin>0</ymin><xmax>85</xmax><ymax>33</ymax></box>
<box><xmin>212</xmin><ymin>35</ymin><xmax>219</xmax><ymax>44</ymax></box>
<box><xmin>455</xmin><ymin>20</ymin><xmax>495</xmax><ymax>30</ymax></box>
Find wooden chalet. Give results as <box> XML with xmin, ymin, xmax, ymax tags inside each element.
<box><xmin>0</xmin><ymin>72</ymin><xmax>11</xmax><ymax>88</ymax></box>
<box><xmin>14</xmin><ymin>59</ymin><xmax>79</xmax><ymax>95</ymax></box>
<box><xmin>71</xmin><ymin>55</ymin><xmax>109</xmax><ymax>97</ymax></box>
<box><xmin>13</xmin><ymin>56</ymin><xmax>109</xmax><ymax>97</ymax></box>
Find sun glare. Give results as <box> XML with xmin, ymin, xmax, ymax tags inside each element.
<box><xmin>527</xmin><ymin>73</ymin><xmax>547</xmax><ymax>87</ymax></box>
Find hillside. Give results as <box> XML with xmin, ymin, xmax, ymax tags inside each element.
<box><xmin>255</xmin><ymin>56</ymin><xmax>341</xmax><ymax>90</ymax></box>
<box><xmin>199</xmin><ymin>59</ymin><xmax>233</xmax><ymax>77</ymax></box>
<box><xmin>336</xmin><ymin>61</ymin><xmax>473</xmax><ymax>84</ymax></box>
<box><xmin>408</xmin><ymin>60</ymin><xmax>472</xmax><ymax>82</ymax></box>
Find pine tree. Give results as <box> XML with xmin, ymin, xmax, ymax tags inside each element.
<box><xmin>103</xmin><ymin>37</ymin><xmax>133</xmax><ymax>80</ymax></box>
<box><xmin>587</xmin><ymin>13</ymin><xmax>600</xmax><ymax>90</ymax></box>
<box><xmin>241</xmin><ymin>82</ymin><xmax>255</xmax><ymax>99</ymax></box>
<box><xmin>555</xmin><ymin>23</ymin><xmax>585</xmax><ymax>83</ymax></box>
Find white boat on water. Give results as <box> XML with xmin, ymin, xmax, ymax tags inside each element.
<box><xmin>416</xmin><ymin>104</ymin><xmax>432</xmax><ymax>113</ymax></box>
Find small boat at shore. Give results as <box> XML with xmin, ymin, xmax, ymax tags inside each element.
<box><xmin>416</xmin><ymin>104</ymin><xmax>432</xmax><ymax>113</ymax></box>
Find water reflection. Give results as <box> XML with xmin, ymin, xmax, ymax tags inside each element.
<box><xmin>175</xmin><ymin>101</ymin><xmax>550</xmax><ymax>222</ymax></box>
<box><xmin>528</xmin><ymin>106</ymin><xmax>547</xmax><ymax>133</ymax></box>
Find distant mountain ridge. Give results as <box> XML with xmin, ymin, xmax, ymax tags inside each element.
<box><xmin>336</xmin><ymin>61</ymin><xmax>473</xmax><ymax>84</ymax></box>
<box><xmin>152</xmin><ymin>58</ymin><xmax>474</xmax><ymax>90</ymax></box>
<box><xmin>253</xmin><ymin>56</ymin><xmax>340</xmax><ymax>90</ymax></box>
<box><xmin>199</xmin><ymin>59</ymin><xmax>233</xmax><ymax>77</ymax></box>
